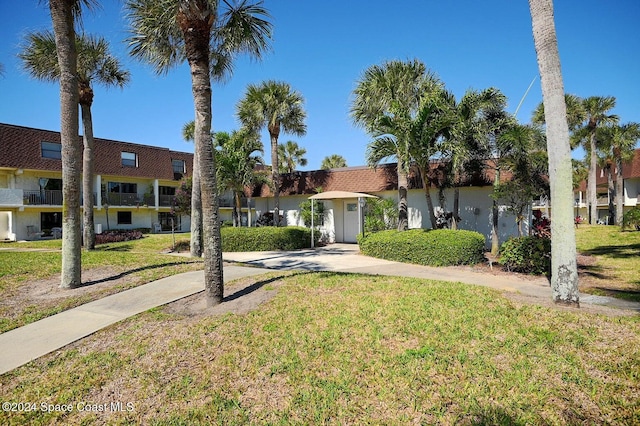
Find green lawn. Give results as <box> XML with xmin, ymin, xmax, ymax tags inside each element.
<box><xmin>0</xmin><ymin>234</ymin><xmax>202</xmax><ymax>333</ymax></box>
<box><xmin>575</xmin><ymin>225</ymin><xmax>640</xmax><ymax>301</ymax></box>
<box><xmin>1</xmin><ymin>273</ymin><xmax>638</xmax><ymax>425</ymax></box>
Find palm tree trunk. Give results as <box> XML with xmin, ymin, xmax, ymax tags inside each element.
<box><xmin>270</xmin><ymin>132</ymin><xmax>280</xmax><ymax>226</ymax></box>
<box><xmin>190</xmin><ymin>148</ymin><xmax>202</xmax><ymax>257</ymax></box>
<box><xmin>606</xmin><ymin>165</ymin><xmax>615</xmax><ymax>225</ymax></box>
<box><xmin>181</xmin><ymin>3</ymin><xmax>223</xmax><ymax>307</ymax></box>
<box><xmin>615</xmin><ymin>159</ymin><xmax>624</xmax><ymax>226</ymax></box>
<box><xmin>420</xmin><ymin>170</ymin><xmax>438</xmax><ymax>229</ymax></box>
<box><xmin>49</xmin><ymin>0</ymin><xmax>81</xmax><ymax>289</ymax></box>
<box><xmin>80</xmin><ymin>102</ymin><xmax>96</xmax><ymax>250</ymax></box>
<box><xmin>491</xmin><ymin>170</ymin><xmax>500</xmax><ymax>255</ymax></box>
<box><xmin>452</xmin><ymin>187</ymin><xmax>459</xmax><ymax>230</ymax></box>
<box><xmin>529</xmin><ymin>0</ymin><xmax>579</xmax><ymax>306</ymax></box>
<box><xmin>234</xmin><ymin>191</ymin><xmax>242</xmax><ymax>226</ymax></box>
<box><xmin>588</xmin><ymin>132</ymin><xmax>598</xmax><ymax>224</ymax></box>
<box><xmin>397</xmin><ymin>162</ymin><xmax>409</xmax><ymax>231</ymax></box>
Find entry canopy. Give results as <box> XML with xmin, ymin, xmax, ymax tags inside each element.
<box><xmin>308</xmin><ymin>191</ymin><xmax>378</xmax><ymax>200</ymax></box>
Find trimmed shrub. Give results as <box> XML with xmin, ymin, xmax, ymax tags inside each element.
<box><xmin>95</xmin><ymin>229</ymin><xmax>144</xmax><ymax>245</ymax></box>
<box><xmin>221</xmin><ymin>226</ymin><xmax>319</xmax><ymax>252</ymax></box>
<box><xmin>622</xmin><ymin>207</ymin><xmax>640</xmax><ymax>230</ymax></box>
<box><xmin>358</xmin><ymin>229</ymin><xmax>485</xmax><ymax>266</ymax></box>
<box><xmin>500</xmin><ymin>236</ymin><xmax>551</xmax><ymax>275</ymax></box>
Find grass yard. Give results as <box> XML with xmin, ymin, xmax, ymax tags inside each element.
<box><xmin>575</xmin><ymin>225</ymin><xmax>640</xmax><ymax>302</ymax></box>
<box><xmin>1</xmin><ymin>273</ymin><xmax>639</xmax><ymax>425</ymax></box>
<box><xmin>0</xmin><ymin>234</ymin><xmax>201</xmax><ymax>333</ymax></box>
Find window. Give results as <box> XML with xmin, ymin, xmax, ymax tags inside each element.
<box><xmin>347</xmin><ymin>203</ymin><xmax>358</xmax><ymax>212</ymax></box>
<box><xmin>117</xmin><ymin>211</ymin><xmax>132</xmax><ymax>225</ymax></box>
<box><xmin>158</xmin><ymin>212</ymin><xmax>180</xmax><ymax>231</ymax></box>
<box><xmin>172</xmin><ymin>159</ymin><xmax>186</xmax><ymax>180</ymax></box>
<box><xmin>121</xmin><ymin>151</ymin><xmax>138</xmax><ymax>167</ymax></box>
<box><xmin>108</xmin><ymin>182</ymin><xmax>137</xmax><ymax>193</ymax></box>
<box><xmin>41</xmin><ymin>141</ymin><xmax>61</xmax><ymax>159</ymax></box>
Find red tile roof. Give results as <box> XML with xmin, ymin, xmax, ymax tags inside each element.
<box><xmin>0</xmin><ymin>123</ymin><xmax>193</xmax><ymax>180</ymax></box>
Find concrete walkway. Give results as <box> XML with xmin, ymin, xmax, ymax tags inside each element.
<box><xmin>1</xmin><ymin>244</ymin><xmax>638</xmax><ymax>375</ymax></box>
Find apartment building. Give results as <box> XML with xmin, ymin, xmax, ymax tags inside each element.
<box><xmin>0</xmin><ymin>123</ymin><xmax>195</xmax><ymax>241</ymax></box>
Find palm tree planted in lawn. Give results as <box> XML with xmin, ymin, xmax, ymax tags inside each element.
<box><xmin>320</xmin><ymin>154</ymin><xmax>347</xmax><ymax>170</ymax></box>
<box><xmin>20</xmin><ymin>31</ymin><xmax>130</xmax><ymax>251</ymax></box>
<box><xmin>572</xmin><ymin>96</ymin><xmax>619</xmax><ymax>224</ymax></box>
<box><xmin>127</xmin><ymin>0</ymin><xmax>272</xmax><ymax>307</ymax></box>
<box><xmin>236</xmin><ymin>80</ymin><xmax>307</xmax><ymax>226</ymax></box>
<box><xmin>182</xmin><ymin>120</ymin><xmax>203</xmax><ymax>256</ymax></box>
<box><xmin>351</xmin><ymin>59</ymin><xmax>440</xmax><ymax>231</ymax></box>
<box><xmin>529</xmin><ymin>0</ymin><xmax>579</xmax><ymax>306</ymax></box>
<box><xmin>598</xmin><ymin>122</ymin><xmax>640</xmax><ymax>225</ymax></box>
<box><xmin>45</xmin><ymin>0</ymin><xmax>96</xmax><ymax>288</ymax></box>
<box><xmin>277</xmin><ymin>140</ymin><xmax>307</xmax><ymax>173</ymax></box>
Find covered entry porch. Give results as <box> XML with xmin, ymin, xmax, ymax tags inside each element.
<box><xmin>309</xmin><ymin>191</ymin><xmax>377</xmax><ymax>246</ymax></box>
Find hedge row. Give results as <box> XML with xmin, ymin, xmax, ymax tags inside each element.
<box><xmin>358</xmin><ymin>229</ymin><xmax>485</xmax><ymax>266</ymax></box>
<box><xmin>221</xmin><ymin>226</ymin><xmax>319</xmax><ymax>252</ymax></box>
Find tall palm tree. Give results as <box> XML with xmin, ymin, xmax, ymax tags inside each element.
<box><xmin>277</xmin><ymin>140</ymin><xmax>307</xmax><ymax>173</ymax></box>
<box><xmin>598</xmin><ymin>123</ymin><xmax>640</xmax><ymax>225</ymax></box>
<box><xmin>572</xmin><ymin>96</ymin><xmax>619</xmax><ymax>224</ymax></box>
<box><xmin>19</xmin><ymin>31</ymin><xmax>130</xmax><ymax>251</ymax></box>
<box><xmin>529</xmin><ymin>0</ymin><xmax>579</xmax><ymax>306</ymax></box>
<box><xmin>47</xmin><ymin>0</ymin><xmax>93</xmax><ymax>289</ymax></box>
<box><xmin>127</xmin><ymin>0</ymin><xmax>272</xmax><ymax>307</ymax></box>
<box><xmin>320</xmin><ymin>154</ymin><xmax>347</xmax><ymax>170</ymax></box>
<box><xmin>351</xmin><ymin>59</ymin><xmax>439</xmax><ymax>231</ymax></box>
<box><xmin>214</xmin><ymin>129</ymin><xmax>264</xmax><ymax>226</ymax></box>
<box><xmin>182</xmin><ymin>120</ymin><xmax>203</xmax><ymax>256</ymax></box>
<box><xmin>236</xmin><ymin>80</ymin><xmax>307</xmax><ymax>226</ymax></box>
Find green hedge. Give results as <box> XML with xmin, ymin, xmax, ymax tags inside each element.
<box><xmin>221</xmin><ymin>226</ymin><xmax>318</xmax><ymax>251</ymax></box>
<box><xmin>358</xmin><ymin>229</ymin><xmax>485</xmax><ymax>266</ymax></box>
<box><xmin>500</xmin><ymin>236</ymin><xmax>551</xmax><ymax>275</ymax></box>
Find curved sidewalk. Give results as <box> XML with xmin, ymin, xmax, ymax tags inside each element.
<box><xmin>2</xmin><ymin>245</ymin><xmax>638</xmax><ymax>375</ymax></box>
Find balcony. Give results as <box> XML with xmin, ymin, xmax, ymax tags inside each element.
<box><xmin>0</xmin><ymin>189</ymin><xmax>24</xmax><ymax>206</ymax></box>
<box><xmin>219</xmin><ymin>197</ymin><xmax>251</xmax><ymax>208</ymax></box>
<box><xmin>23</xmin><ymin>190</ymin><xmax>63</xmax><ymax>205</ymax></box>
<box><xmin>159</xmin><ymin>194</ymin><xmax>173</xmax><ymax>207</ymax></box>
<box><xmin>105</xmin><ymin>192</ymin><xmax>140</xmax><ymax>206</ymax></box>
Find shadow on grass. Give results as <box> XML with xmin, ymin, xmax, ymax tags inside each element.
<box><xmin>577</xmin><ymin>263</ymin><xmax>610</xmax><ymax>280</ymax></box>
<box><xmin>96</xmin><ymin>244</ymin><xmax>134</xmax><ymax>252</ymax></box>
<box><xmin>223</xmin><ymin>271</ymin><xmax>311</xmax><ymax>303</ymax></box>
<box><xmin>79</xmin><ymin>261</ymin><xmax>201</xmax><ymax>288</ymax></box>
<box><xmin>583</xmin><ymin>287</ymin><xmax>640</xmax><ymax>303</ymax></box>
<box><xmin>581</xmin><ymin>243</ymin><xmax>640</xmax><ymax>259</ymax></box>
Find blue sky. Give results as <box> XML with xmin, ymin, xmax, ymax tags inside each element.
<box><xmin>1</xmin><ymin>1</ymin><xmax>638</xmax><ymax>170</ymax></box>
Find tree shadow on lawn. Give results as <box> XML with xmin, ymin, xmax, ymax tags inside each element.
<box><xmin>78</xmin><ymin>261</ymin><xmax>200</xmax><ymax>288</ymax></box>
<box><xmin>581</xmin><ymin>242</ymin><xmax>640</xmax><ymax>259</ymax></box>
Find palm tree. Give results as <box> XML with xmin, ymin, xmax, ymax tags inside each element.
<box><xmin>351</xmin><ymin>59</ymin><xmax>439</xmax><ymax>231</ymax></box>
<box><xmin>492</xmin><ymin>124</ymin><xmax>548</xmax><ymax>236</ymax></box>
<box><xmin>277</xmin><ymin>140</ymin><xmax>307</xmax><ymax>173</ymax></box>
<box><xmin>529</xmin><ymin>0</ymin><xmax>579</xmax><ymax>306</ymax></box>
<box><xmin>46</xmin><ymin>0</ymin><xmax>92</xmax><ymax>289</ymax></box>
<box><xmin>444</xmin><ymin>88</ymin><xmax>508</xmax><ymax>231</ymax></box>
<box><xmin>214</xmin><ymin>129</ymin><xmax>264</xmax><ymax>226</ymax></box>
<box><xmin>598</xmin><ymin>123</ymin><xmax>640</xmax><ymax>225</ymax></box>
<box><xmin>182</xmin><ymin>120</ymin><xmax>203</xmax><ymax>256</ymax></box>
<box><xmin>236</xmin><ymin>80</ymin><xmax>307</xmax><ymax>226</ymax></box>
<box><xmin>127</xmin><ymin>0</ymin><xmax>272</xmax><ymax>307</ymax></box>
<box><xmin>320</xmin><ymin>154</ymin><xmax>347</xmax><ymax>170</ymax></box>
<box><xmin>19</xmin><ymin>31</ymin><xmax>130</xmax><ymax>251</ymax></box>
<box><xmin>407</xmin><ymin>86</ymin><xmax>457</xmax><ymax>229</ymax></box>
<box><xmin>572</xmin><ymin>96</ymin><xmax>619</xmax><ymax>224</ymax></box>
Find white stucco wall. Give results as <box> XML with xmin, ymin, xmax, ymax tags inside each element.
<box><xmin>253</xmin><ymin>186</ymin><xmax>529</xmax><ymax>248</ymax></box>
